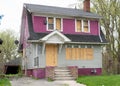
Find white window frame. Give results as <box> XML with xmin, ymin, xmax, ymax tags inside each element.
<box><xmin>75</xmin><ymin>19</ymin><xmax>90</xmax><ymax>33</ymax></box>
<box><xmin>34</xmin><ymin>44</ymin><xmax>40</xmax><ymax>68</ymax></box>
<box><xmin>47</xmin><ymin>17</ymin><xmax>63</xmax><ymax>31</ymax></box>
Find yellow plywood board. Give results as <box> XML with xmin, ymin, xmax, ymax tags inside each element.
<box><xmin>46</xmin><ymin>44</ymin><xmax>57</xmax><ymax>66</ymax></box>
<box><xmin>56</xmin><ymin>18</ymin><xmax>61</xmax><ymax>31</ymax></box>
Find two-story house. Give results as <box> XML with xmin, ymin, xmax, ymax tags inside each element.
<box><xmin>19</xmin><ymin>0</ymin><xmax>107</xmax><ymax>80</ymax></box>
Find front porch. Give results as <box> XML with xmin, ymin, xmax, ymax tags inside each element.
<box><xmin>25</xmin><ymin>66</ymin><xmax>78</xmax><ymax>80</ymax></box>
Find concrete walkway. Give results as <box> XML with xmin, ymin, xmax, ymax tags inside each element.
<box><xmin>10</xmin><ymin>77</ymin><xmax>86</xmax><ymax>86</ymax></box>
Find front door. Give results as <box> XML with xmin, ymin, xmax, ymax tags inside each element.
<box><xmin>46</xmin><ymin>44</ymin><xmax>57</xmax><ymax>66</ymax></box>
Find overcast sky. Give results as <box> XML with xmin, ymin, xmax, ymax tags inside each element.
<box><xmin>0</xmin><ymin>0</ymin><xmax>84</xmax><ymax>34</ymax></box>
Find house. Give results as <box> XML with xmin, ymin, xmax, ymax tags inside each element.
<box><xmin>19</xmin><ymin>0</ymin><xmax>107</xmax><ymax>80</ymax></box>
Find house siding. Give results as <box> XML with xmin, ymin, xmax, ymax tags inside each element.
<box><xmin>32</xmin><ymin>16</ymin><xmax>99</xmax><ymax>35</ymax></box>
<box><xmin>63</xmin><ymin>19</ymin><xmax>75</xmax><ymax>34</ymax></box>
<box><xmin>90</xmin><ymin>20</ymin><xmax>99</xmax><ymax>35</ymax></box>
<box><xmin>25</xmin><ymin>44</ymin><xmax>46</xmax><ymax>69</ymax></box>
<box><xmin>26</xmin><ymin>44</ymin><xmax>102</xmax><ymax>69</ymax></box>
<box><xmin>58</xmin><ymin>45</ymin><xmax>102</xmax><ymax>68</ymax></box>
<box><xmin>23</xmin><ymin>15</ymin><xmax>30</xmax><ymax>48</ymax></box>
<box><xmin>25</xmin><ymin>44</ymin><xmax>102</xmax><ymax>78</ymax></box>
<box><xmin>26</xmin><ymin>44</ymin><xmax>34</xmax><ymax>69</ymax></box>
<box><xmin>32</xmin><ymin>16</ymin><xmax>46</xmax><ymax>33</ymax></box>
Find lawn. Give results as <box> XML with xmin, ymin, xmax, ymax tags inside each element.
<box><xmin>76</xmin><ymin>75</ymin><xmax>120</xmax><ymax>86</ymax></box>
<box><xmin>0</xmin><ymin>78</ymin><xmax>11</xmax><ymax>86</ymax></box>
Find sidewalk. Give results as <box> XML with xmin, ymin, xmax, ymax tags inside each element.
<box><xmin>10</xmin><ymin>77</ymin><xmax>86</xmax><ymax>86</ymax></box>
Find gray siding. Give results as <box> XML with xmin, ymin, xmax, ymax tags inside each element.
<box><xmin>57</xmin><ymin>45</ymin><xmax>102</xmax><ymax>68</ymax></box>
<box><xmin>26</xmin><ymin>44</ymin><xmax>34</xmax><ymax>69</ymax></box>
<box><xmin>25</xmin><ymin>44</ymin><xmax>102</xmax><ymax>69</ymax></box>
<box><xmin>26</xmin><ymin>44</ymin><xmax>46</xmax><ymax>69</ymax></box>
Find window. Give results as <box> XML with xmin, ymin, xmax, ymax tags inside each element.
<box><xmin>76</xmin><ymin>19</ymin><xmax>89</xmax><ymax>33</ymax></box>
<box><xmin>56</xmin><ymin>18</ymin><xmax>61</xmax><ymax>31</ymax></box>
<box><xmin>47</xmin><ymin>17</ymin><xmax>62</xmax><ymax>31</ymax></box>
<box><xmin>83</xmin><ymin>20</ymin><xmax>89</xmax><ymax>32</ymax></box>
<box><xmin>48</xmin><ymin>17</ymin><xmax>54</xmax><ymax>30</ymax></box>
<box><xmin>76</xmin><ymin>20</ymin><xmax>82</xmax><ymax>32</ymax></box>
<box><xmin>34</xmin><ymin>57</ymin><xmax>39</xmax><ymax>66</ymax></box>
<box><xmin>33</xmin><ymin>44</ymin><xmax>42</xmax><ymax>67</ymax></box>
<box><xmin>66</xmin><ymin>45</ymin><xmax>93</xmax><ymax>60</ymax></box>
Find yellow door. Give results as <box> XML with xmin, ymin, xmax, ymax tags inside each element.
<box><xmin>46</xmin><ymin>44</ymin><xmax>57</xmax><ymax>66</ymax></box>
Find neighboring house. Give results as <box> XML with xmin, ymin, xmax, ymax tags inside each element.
<box><xmin>19</xmin><ymin>0</ymin><xmax>107</xmax><ymax>79</ymax></box>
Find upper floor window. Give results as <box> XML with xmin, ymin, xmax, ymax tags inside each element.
<box><xmin>48</xmin><ymin>17</ymin><xmax>54</xmax><ymax>30</ymax></box>
<box><xmin>47</xmin><ymin>17</ymin><xmax>62</xmax><ymax>31</ymax></box>
<box><xmin>76</xmin><ymin>19</ymin><xmax>90</xmax><ymax>33</ymax></box>
<box><xmin>83</xmin><ymin>20</ymin><xmax>89</xmax><ymax>32</ymax></box>
<box><xmin>76</xmin><ymin>20</ymin><xmax>82</xmax><ymax>32</ymax></box>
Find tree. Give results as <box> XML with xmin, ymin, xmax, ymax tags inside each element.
<box><xmin>0</xmin><ymin>29</ymin><xmax>19</xmax><ymax>73</ymax></box>
<box><xmin>91</xmin><ymin>0</ymin><xmax>120</xmax><ymax>74</ymax></box>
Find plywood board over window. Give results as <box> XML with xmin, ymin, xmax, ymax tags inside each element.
<box><xmin>66</xmin><ymin>48</ymin><xmax>93</xmax><ymax>60</ymax></box>
<box><xmin>76</xmin><ymin>20</ymin><xmax>82</xmax><ymax>32</ymax></box>
<box><xmin>83</xmin><ymin>20</ymin><xmax>89</xmax><ymax>32</ymax></box>
<box><xmin>66</xmin><ymin>48</ymin><xmax>72</xmax><ymax>60</ymax></box>
<box><xmin>56</xmin><ymin>18</ymin><xmax>61</xmax><ymax>31</ymax></box>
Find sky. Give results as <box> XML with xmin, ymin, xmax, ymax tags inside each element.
<box><xmin>0</xmin><ymin>0</ymin><xmax>84</xmax><ymax>34</ymax></box>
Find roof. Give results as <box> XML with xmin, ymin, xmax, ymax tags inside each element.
<box><xmin>24</xmin><ymin>3</ymin><xmax>102</xmax><ymax>19</ymax></box>
<box><xmin>28</xmin><ymin>32</ymin><xmax>107</xmax><ymax>44</ymax></box>
<box><xmin>25</xmin><ymin>9</ymin><xmax>107</xmax><ymax>44</ymax></box>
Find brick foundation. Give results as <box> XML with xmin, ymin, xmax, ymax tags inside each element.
<box><xmin>45</xmin><ymin>66</ymin><xmax>55</xmax><ymax>80</ymax></box>
<box><xmin>78</xmin><ymin>68</ymin><xmax>102</xmax><ymax>76</ymax></box>
<box><xmin>68</xmin><ymin>66</ymin><xmax>78</xmax><ymax>79</ymax></box>
<box><xmin>24</xmin><ymin>68</ymin><xmax>45</xmax><ymax>79</ymax></box>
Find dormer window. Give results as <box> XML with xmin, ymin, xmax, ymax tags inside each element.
<box><xmin>83</xmin><ymin>20</ymin><xmax>89</xmax><ymax>32</ymax></box>
<box><xmin>48</xmin><ymin>17</ymin><xmax>54</xmax><ymax>30</ymax></box>
<box><xmin>47</xmin><ymin>17</ymin><xmax>62</xmax><ymax>31</ymax></box>
<box><xmin>76</xmin><ymin>19</ymin><xmax>90</xmax><ymax>33</ymax></box>
<box><xmin>76</xmin><ymin>20</ymin><xmax>82</xmax><ymax>32</ymax></box>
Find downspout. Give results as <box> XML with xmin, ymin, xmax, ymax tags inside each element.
<box><xmin>98</xmin><ymin>21</ymin><xmax>103</xmax><ymax>42</ymax></box>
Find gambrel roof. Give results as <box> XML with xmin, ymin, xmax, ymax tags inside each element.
<box><xmin>24</xmin><ymin>3</ymin><xmax>102</xmax><ymax>19</ymax></box>
<box><xmin>23</xmin><ymin>4</ymin><xmax>107</xmax><ymax>44</ymax></box>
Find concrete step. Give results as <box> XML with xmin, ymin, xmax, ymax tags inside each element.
<box><xmin>55</xmin><ymin>67</ymin><xmax>68</xmax><ymax>70</ymax></box>
<box><xmin>54</xmin><ymin>76</ymin><xmax>75</xmax><ymax>80</ymax></box>
<box><xmin>54</xmin><ymin>67</ymin><xmax>75</xmax><ymax>80</ymax></box>
<box><xmin>55</xmin><ymin>74</ymin><xmax>72</xmax><ymax>77</ymax></box>
<box><xmin>54</xmin><ymin>69</ymin><xmax>70</xmax><ymax>72</ymax></box>
<box><xmin>55</xmin><ymin>71</ymin><xmax>71</xmax><ymax>75</ymax></box>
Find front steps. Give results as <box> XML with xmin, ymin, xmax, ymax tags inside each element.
<box><xmin>54</xmin><ymin>67</ymin><xmax>75</xmax><ymax>80</ymax></box>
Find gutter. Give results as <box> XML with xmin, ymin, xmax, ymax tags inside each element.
<box><xmin>27</xmin><ymin>40</ymin><xmax>108</xmax><ymax>45</ymax></box>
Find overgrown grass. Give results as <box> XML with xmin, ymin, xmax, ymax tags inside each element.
<box><xmin>76</xmin><ymin>75</ymin><xmax>120</xmax><ymax>86</ymax></box>
<box><xmin>0</xmin><ymin>78</ymin><xmax>11</xmax><ymax>86</ymax></box>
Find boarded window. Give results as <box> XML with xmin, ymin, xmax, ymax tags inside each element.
<box><xmin>48</xmin><ymin>17</ymin><xmax>54</xmax><ymax>30</ymax></box>
<box><xmin>56</xmin><ymin>18</ymin><xmax>61</xmax><ymax>31</ymax></box>
<box><xmin>47</xmin><ymin>17</ymin><xmax>62</xmax><ymax>31</ymax></box>
<box><xmin>76</xmin><ymin>20</ymin><xmax>82</xmax><ymax>32</ymax></box>
<box><xmin>66</xmin><ymin>48</ymin><xmax>93</xmax><ymax>60</ymax></box>
<box><xmin>83</xmin><ymin>20</ymin><xmax>89</xmax><ymax>32</ymax></box>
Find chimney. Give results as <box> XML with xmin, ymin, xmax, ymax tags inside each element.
<box><xmin>83</xmin><ymin>0</ymin><xmax>90</xmax><ymax>12</ymax></box>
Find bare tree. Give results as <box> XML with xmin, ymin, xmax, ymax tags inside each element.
<box><xmin>91</xmin><ymin>0</ymin><xmax>120</xmax><ymax>74</ymax></box>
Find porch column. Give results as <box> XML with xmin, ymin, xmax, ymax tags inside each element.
<box><xmin>42</xmin><ymin>42</ymin><xmax>46</xmax><ymax>54</ymax></box>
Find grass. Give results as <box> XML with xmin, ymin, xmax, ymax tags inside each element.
<box><xmin>76</xmin><ymin>75</ymin><xmax>120</xmax><ymax>86</ymax></box>
<box><xmin>0</xmin><ymin>78</ymin><xmax>11</xmax><ymax>86</ymax></box>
